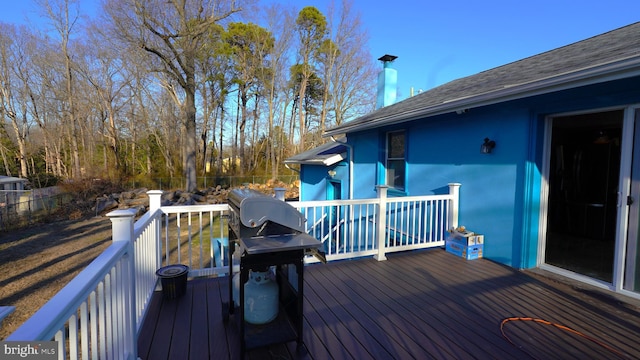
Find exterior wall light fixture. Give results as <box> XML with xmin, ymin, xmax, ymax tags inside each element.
<box><xmin>328</xmin><ymin>169</ymin><xmax>337</xmax><ymax>178</ymax></box>
<box><xmin>481</xmin><ymin>138</ymin><xmax>496</xmax><ymax>154</ymax></box>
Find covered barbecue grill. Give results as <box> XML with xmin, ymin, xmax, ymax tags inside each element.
<box><xmin>223</xmin><ymin>188</ymin><xmax>325</xmax><ymax>357</ymax></box>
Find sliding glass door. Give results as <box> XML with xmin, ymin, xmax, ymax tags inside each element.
<box><xmin>545</xmin><ymin>110</ymin><xmax>623</xmax><ymax>282</ymax></box>
<box><xmin>624</xmin><ymin>109</ymin><xmax>640</xmax><ymax>293</ymax></box>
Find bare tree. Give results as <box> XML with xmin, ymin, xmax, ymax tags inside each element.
<box><xmin>198</xmin><ymin>41</ymin><xmax>233</xmax><ymax>176</ymax></box>
<box><xmin>0</xmin><ymin>0</ymin><xmax>377</xmax><ymax>186</ymax></box>
<box><xmin>260</xmin><ymin>4</ymin><xmax>296</xmax><ymax>178</ymax></box>
<box><xmin>105</xmin><ymin>0</ymin><xmax>242</xmax><ymax>191</ymax></box>
<box><xmin>196</xmin><ymin>23</ymin><xmax>227</xmax><ymax>175</ymax></box>
<box><xmin>294</xmin><ymin>6</ymin><xmax>327</xmax><ymax>149</ymax></box>
<box><xmin>0</xmin><ymin>127</ymin><xmax>13</xmax><ymax>176</ymax></box>
<box><xmin>327</xmin><ymin>0</ymin><xmax>376</xmax><ymax>126</ymax></box>
<box><xmin>39</xmin><ymin>0</ymin><xmax>84</xmax><ymax>178</ymax></box>
<box><xmin>253</xmin><ymin>4</ymin><xmax>289</xmax><ymax>177</ymax></box>
<box><xmin>77</xmin><ymin>24</ymin><xmax>131</xmax><ymax>175</ymax></box>
<box><xmin>0</xmin><ymin>24</ymin><xmax>29</xmax><ymax>178</ymax></box>
<box><xmin>223</xmin><ymin>21</ymin><xmax>273</xmax><ymax>175</ymax></box>
<box><xmin>28</xmin><ymin>33</ymin><xmax>68</xmax><ymax>178</ymax></box>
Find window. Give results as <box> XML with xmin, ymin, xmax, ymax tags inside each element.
<box><xmin>386</xmin><ymin>131</ymin><xmax>406</xmax><ymax>191</ymax></box>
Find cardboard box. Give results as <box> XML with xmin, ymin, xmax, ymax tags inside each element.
<box><xmin>450</xmin><ymin>229</ymin><xmax>475</xmax><ymax>237</ymax></box>
<box><xmin>446</xmin><ymin>231</ymin><xmax>483</xmax><ymax>244</ymax></box>
<box><xmin>445</xmin><ymin>233</ymin><xmax>484</xmax><ymax>260</ymax></box>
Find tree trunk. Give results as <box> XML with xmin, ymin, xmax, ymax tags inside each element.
<box><xmin>239</xmin><ymin>90</ymin><xmax>247</xmax><ymax>176</ymax></box>
<box><xmin>108</xmin><ymin>109</ymin><xmax>119</xmax><ymax>171</ymax></box>
<box><xmin>65</xmin><ymin>54</ymin><xmax>81</xmax><ymax>178</ymax></box>
<box><xmin>4</xmin><ymin>111</ymin><xmax>29</xmax><ymax>178</ymax></box>
<box><xmin>297</xmin><ymin>79</ymin><xmax>307</xmax><ymax>148</ymax></box>
<box><xmin>218</xmin><ymin>106</ymin><xmax>224</xmax><ymax>175</ymax></box>
<box><xmin>0</xmin><ymin>144</ymin><xmax>10</xmax><ymax>176</ymax></box>
<box><xmin>184</xmin><ymin>69</ymin><xmax>198</xmax><ymax>192</ymax></box>
<box><xmin>268</xmin><ymin>94</ymin><xmax>277</xmax><ymax>178</ymax></box>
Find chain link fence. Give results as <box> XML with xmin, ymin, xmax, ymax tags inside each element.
<box><xmin>0</xmin><ymin>176</ymin><xmax>299</xmax><ymax>231</ymax></box>
<box><xmin>0</xmin><ymin>187</ymin><xmax>71</xmax><ymax>232</ymax></box>
<box><xmin>128</xmin><ymin>175</ymin><xmax>299</xmax><ymax>191</ymax></box>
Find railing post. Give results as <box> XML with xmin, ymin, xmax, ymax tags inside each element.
<box><xmin>148</xmin><ymin>190</ymin><xmax>163</xmax><ymax>212</ymax></box>
<box><xmin>107</xmin><ymin>208</ymin><xmax>138</xmax><ymax>358</ymax></box>
<box><xmin>147</xmin><ymin>190</ymin><xmax>164</xmax><ymax>268</ymax></box>
<box><xmin>274</xmin><ymin>187</ymin><xmax>286</xmax><ymax>201</ymax></box>
<box><xmin>448</xmin><ymin>183</ymin><xmax>461</xmax><ymax>230</ymax></box>
<box><xmin>374</xmin><ymin>185</ymin><xmax>388</xmax><ymax>261</ymax></box>
<box><xmin>108</xmin><ymin>209</ymin><xmax>137</xmax><ymax>243</ymax></box>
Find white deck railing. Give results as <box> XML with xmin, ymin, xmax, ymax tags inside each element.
<box><xmin>290</xmin><ymin>186</ymin><xmax>457</xmax><ymax>261</ymax></box>
<box><xmin>7</xmin><ymin>184</ymin><xmax>460</xmax><ymax>359</ymax></box>
<box><xmin>157</xmin><ymin>203</ymin><xmax>229</xmax><ymax>278</ymax></box>
<box><xmin>7</xmin><ymin>209</ymin><xmax>141</xmax><ymax>359</ymax></box>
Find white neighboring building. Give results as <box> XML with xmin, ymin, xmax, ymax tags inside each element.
<box><xmin>0</xmin><ymin>176</ymin><xmax>28</xmax><ymax>213</ymax></box>
<box><xmin>0</xmin><ymin>175</ymin><xmax>27</xmax><ymax>191</ymax></box>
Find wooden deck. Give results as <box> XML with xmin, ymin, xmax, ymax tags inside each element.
<box><xmin>138</xmin><ymin>248</ymin><xmax>640</xmax><ymax>359</ymax></box>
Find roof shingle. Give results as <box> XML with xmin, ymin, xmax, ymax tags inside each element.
<box><xmin>325</xmin><ymin>22</ymin><xmax>640</xmax><ymax>136</ymax></box>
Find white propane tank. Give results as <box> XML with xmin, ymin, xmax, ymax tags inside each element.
<box><xmin>233</xmin><ymin>268</ymin><xmax>279</xmax><ymax>324</ymax></box>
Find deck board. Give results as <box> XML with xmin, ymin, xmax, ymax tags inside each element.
<box><xmin>205</xmin><ymin>279</ymin><xmax>231</xmax><ymax>359</ymax></box>
<box><xmin>137</xmin><ymin>287</ymin><xmax>162</xmax><ymax>355</ymax></box>
<box><xmin>146</xmin><ymin>295</ymin><xmax>177</xmax><ymax>359</ymax></box>
<box><xmin>169</xmin><ymin>285</ymin><xmax>193</xmax><ymax>359</ymax></box>
<box><xmin>370</xmin><ymin>258</ymin><xmax>520</xmax><ymax>358</ymax></box>
<box><xmin>138</xmin><ymin>248</ymin><xmax>640</xmax><ymax>359</ymax></box>
<box><xmin>309</xmin><ymin>257</ymin><xmax>469</xmax><ymax>359</ymax></box>
<box><xmin>189</xmin><ymin>279</ymin><xmax>209</xmax><ymax>360</ymax></box>
<box><xmin>352</xmin><ymin>253</ymin><xmax>522</xmax><ymax>358</ymax></box>
<box><xmin>306</xmin><ymin>264</ymin><xmax>435</xmax><ymax>358</ymax></box>
<box><xmin>362</xmin><ymin>260</ymin><xmax>503</xmax><ymax>356</ymax></box>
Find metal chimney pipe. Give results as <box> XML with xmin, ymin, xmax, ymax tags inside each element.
<box><xmin>376</xmin><ymin>54</ymin><xmax>398</xmax><ymax>109</ymax></box>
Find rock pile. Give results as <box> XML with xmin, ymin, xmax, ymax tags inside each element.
<box><xmin>93</xmin><ymin>180</ymin><xmax>300</xmax><ymax>216</ymax></box>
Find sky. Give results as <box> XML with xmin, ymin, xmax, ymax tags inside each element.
<box><xmin>1</xmin><ymin>0</ymin><xmax>639</xmax><ymax>102</ymax></box>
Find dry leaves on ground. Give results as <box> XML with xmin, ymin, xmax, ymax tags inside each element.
<box><xmin>0</xmin><ymin>216</ymin><xmax>113</xmax><ymax>340</ymax></box>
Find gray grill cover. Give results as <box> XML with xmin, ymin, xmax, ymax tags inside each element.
<box><xmin>228</xmin><ymin>188</ymin><xmax>305</xmax><ymax>233</ymax></box>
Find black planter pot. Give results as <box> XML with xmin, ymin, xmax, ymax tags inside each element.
<box><xmin>156</xmin><ymin>264</ymin><xmax>189</xmax><ymax>300</ymax></box>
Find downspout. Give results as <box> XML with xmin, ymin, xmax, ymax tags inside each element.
<box><xmin>330</xmin><ymin>136</ymin><xmax>353</xmax><ymax>199</ymax></box>
<box><xmin>285</xmin><ymin>163</ymin><xmax>300</xmax><ymax>173</ymax></box>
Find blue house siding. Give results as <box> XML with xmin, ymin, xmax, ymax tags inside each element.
<box><xmin>299</xmin><ymin>162</ymin><xmax>349</xmax><ymax>201</ymax></box>
<box><xmin>307</xmin><ymin>76</ymin><xmax>640</xmax><ymax>269</ymax></box>
<box><xmin>292</xmin><ymin>23</ymin><xmax>640</xmax><ymax>280</ymax></box>
<box><xmin>346</xmin><ymin>105</ymin><xmax>532</xmax><ymax>267</ymax></box>
<box><xmin>351</xmin><ymin>131</ymin><xmax>382</xmax><ymax>199</ymax></box>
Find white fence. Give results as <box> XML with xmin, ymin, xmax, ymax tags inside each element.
<box><xmin>7</xmin><ymin>184</ymin><xmax>460</xmax><ymax>359</ymax></box>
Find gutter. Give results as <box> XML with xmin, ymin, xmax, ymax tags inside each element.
<box><xmin>330</xmin><ymin>136</ymin><xmax>353</xmax><ymax>199</ymax></box>
<box><xmin>324</xmin><ymin>56</ymin><xmax>640</xmax><ymax>136</ymax></box>
<box><xmin>285</xmin><ymin>163</ymin><xmax>300</xmax><ymax>173</ymax></box>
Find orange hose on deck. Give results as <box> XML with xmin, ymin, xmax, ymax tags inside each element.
<box><xmin>500</xmin><ymin>316</ymin><xmax>626</xmax><ymax>359</ymax></box>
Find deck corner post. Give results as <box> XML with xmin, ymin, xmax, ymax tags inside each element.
<box><xmin>147</xmin><ymin>190</ymin><xmax>164</xmax><ymax>267</ymax></box>
<box><xmin>107</xmin><ymin>209</ymin><xmax>138</xmax><ymax>243</ymax></box>
<box><xmin>106</xmin><ymin>208</ymin><xmax>138</xmax><ymax>356</ymax></box>
<box><xmin>448</xmin><ymin>183</ymin><xmax>461</xmax><ymax>230</ymax></box>
<box><xmin>374</xmin><ymin>185</ymin><xmax>389</xmax><ymax>261</ymax></box>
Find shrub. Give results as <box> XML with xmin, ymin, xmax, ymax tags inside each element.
<box><xmin>58</xmin><ymin>178</ymin><xmax>126</xmax><ymax>202</ymax></box>
<box><xmin>27</xmin><ymin>173</ymin><xmax>61</xmax><ymax>188</ymax></box>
